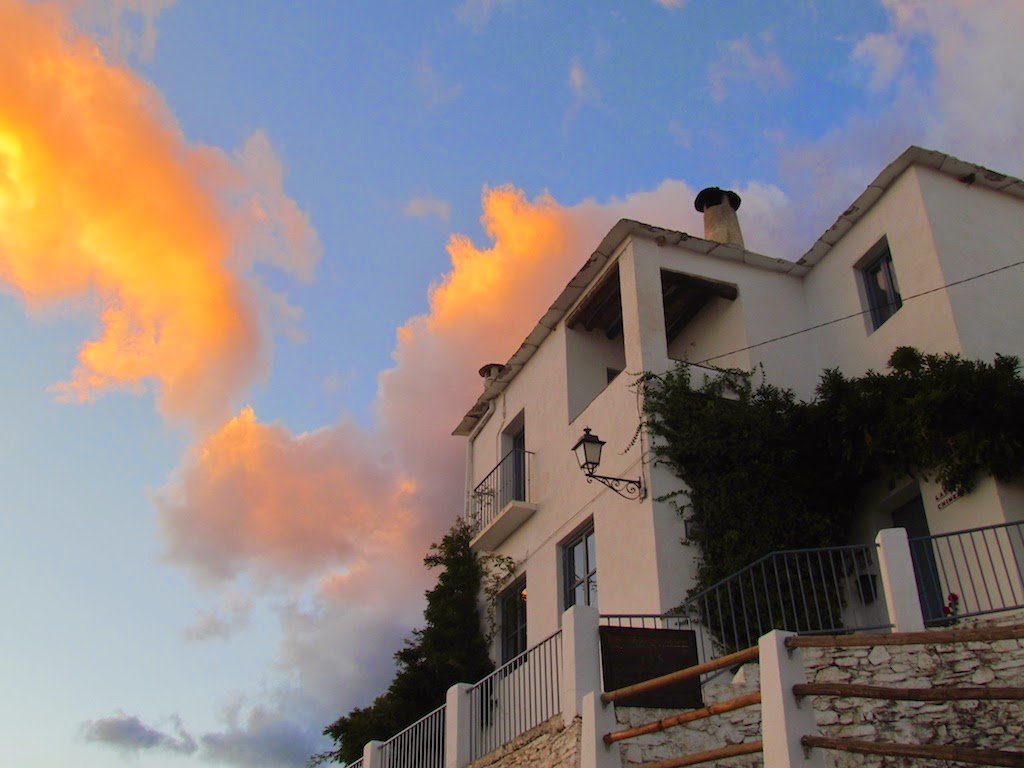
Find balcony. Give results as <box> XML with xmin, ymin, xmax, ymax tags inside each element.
<box><xmin>470</xmin><ymin>449</ymin><xmax>537</xmax><ymax>550</ymax></box>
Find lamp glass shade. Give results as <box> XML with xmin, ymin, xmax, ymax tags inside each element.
<box><xmin>572</xmin><ymin>428</ymin><xmax>604</xmax><ymax>474</ymax></box>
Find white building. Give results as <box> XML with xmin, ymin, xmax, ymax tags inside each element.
<box><xmin>452</xmin><ymin>146</ymin><xmax>1024</xmax><ymax>665</ymax></box>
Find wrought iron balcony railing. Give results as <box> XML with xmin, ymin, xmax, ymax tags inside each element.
<box><xmin>470</xmin><ymin>449</ymin><xmax>533</xmax><ymax>535</ymax></box>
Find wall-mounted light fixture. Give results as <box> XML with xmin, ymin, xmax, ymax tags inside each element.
<box><xmin>571</xmin><ymin>427</ymin><xmax>644</xmax><ymax>501</ymax></box>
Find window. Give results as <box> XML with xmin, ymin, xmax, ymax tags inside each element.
<box><xmin>563</xmin><ymin>524</ymin><xmax>597</xmax><ymax>609</ymax></box>
<box><xmin>499</xmin><ymin>575</ymin><xmax>527</xmax><ymax>663</ymax></box>
<box><xmin>860</xmin><ymin>243</ymin><xmax>902</xmax><ymax>330</ymax></box>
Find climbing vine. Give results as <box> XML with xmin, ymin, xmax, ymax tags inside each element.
<box><xmin>642</xmin><ymin>347</ymin><xmax>1024</xmax><ymax>599</ymax></box>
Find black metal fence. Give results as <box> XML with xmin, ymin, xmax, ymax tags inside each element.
<box><xmin>910</xmin><ymin>520</ymin><xmax>1024</xmax><ymax>625</ymax></box>
<box><xmin>603</xmin><ymin>543</ymin><xmax>889</xmax><ymax>673</ymax></box>
<box><xmin>470</xmin><ymin>449</ymin><xmax>532</xmax><ymax>535</ymax></box>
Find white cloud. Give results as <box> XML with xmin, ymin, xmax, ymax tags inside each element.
<box><xmin>404</xmin><ymin>194</ymin><xmax>453</xmax><ymax>224</ymax></box>
<box><xmin>655</xmin><ymin>0</ymin><xmax>687</xmax><ymax>8</ymax></box>
<box><xmin>708</xmin><ymin>34</ymin><xmax>790</xmax><ymax>102</ymax></box>
<box><xmin>668</xmin><ymin>119</ymin><xmax>692</xmax><ymax>149</ymax></box>
<box><xmin>81</xmin><ymin>712</ymin><xmax>197</xmax><ymax>755</ymax></box>
<box><xmin>852</xmin><ymin>32</ymin><xmax>906</xmax><ymax>92</ymax></box>
<box><xmin>566</xmin><ymin>58</ymin><xmax>601</xmax><ymax>126</ymax></box>
<box><xmin>183</xmin><ymin>595</ymin><xmax>252</xmax><ymax>642</ymax></box>
<box><xmin>454</xmin><ymin>0</ymin><xmax>515</xmax><ymax>31</ymax></box>
<box><xmin>414</xmin><ymin>50</ymin><xmax>463</xmax><ymax>108</ymax></box>
<box><xmin>69</xmin><ymin>0</ymin><xmax>178</xmax><ymax>60</ymax></box>
<box><xmin>199</xmin><ymin>706</ymin><xmax>322</xmax><ymax>768</ymax></box>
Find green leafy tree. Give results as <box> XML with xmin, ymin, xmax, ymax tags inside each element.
<box><xmin>314</xmin><ymin>519</ymin><xmax>493</xmax><ymax>765</ymax></box>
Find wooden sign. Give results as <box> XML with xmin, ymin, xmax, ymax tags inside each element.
<box><xmin>599</xmin><ymin>626</ymin><xmax>704</xmax><ymax>709</ymax></box>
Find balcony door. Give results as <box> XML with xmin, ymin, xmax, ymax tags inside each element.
<box><xmin>500</xmin><ymin>419</ymin><xmax>526</xmax><ymax>509</ymax></box>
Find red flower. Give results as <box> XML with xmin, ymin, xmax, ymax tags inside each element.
<box><xmin>943</xmin><ymin>605</ymin><xmax>952</xmax><ymax>616</ymax></box>
<box><xmin>948</xmin><ymin>592</ymin><xmax>960</xmax><ymax>604</ymax></box>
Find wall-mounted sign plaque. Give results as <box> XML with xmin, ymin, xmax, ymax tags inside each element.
<box><xmin>598</xmin><ymin>626</ymin><xmax>704</xmax><ymax>709</ymax></box>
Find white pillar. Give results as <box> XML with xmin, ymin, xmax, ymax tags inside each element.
<box><xmin>580</xmin><ymin>691</ymin><xmax>622</xmax><ymax>768</ymax></box>
<box><xmin>876</xmin><ymin>527</ymin><xmax>925</xmax><ymax>633</ymax></box>
<box><xmin>560</xmin><ymin>603</ymin><xmax>601</xmax><ymax>726</ymax></box>
<box><xmin>759</xmin><ymin>630</ymin><xmax>825</xmax><ymax>768</ymax></box>
<box><xmin>444</xmin><ymin>682</ymin><xmax>473</xmax><ymax>768</ymax></box>
<box><xmin>362</xmin><ymin>739</ymin><xmax>383</xmax><ymax>768</ymax></box>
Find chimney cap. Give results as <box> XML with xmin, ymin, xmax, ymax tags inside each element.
<box><xmin>478</xmin><ymin>362</ymin><xmax>504</xmax><ymax>379</ymax></box>
<box><xmin>695</xmin><ymin>187</ymin><xmax>741</xmax><ymax>213</ymax></box>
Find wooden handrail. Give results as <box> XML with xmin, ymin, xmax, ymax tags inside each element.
<box><xmin>802</xmin><ymin>735</ymin><xmax>1024</xmax><ymax>767</ymax></box>
<box><xmin>600</xmin><ymin>645</ymin><xmax>759</xmax><ymax>704</ymax></box>
<box><xmin>794</xmin><ymin>682</ymin><xmax>1024</xmax><ymax>701</ymax></box>
<box><xmin>641</xmin><ymin>740</ymin><xmax>763</xmax><ymax>768</ymax></box>
<box><xmin>603</xmin><ymin>691</ymin><xmax>761</xmax><ymax>744</ymax></box>
<box><xmin>786</xmin><ymin>624</ymin><xmax>1024</xmax><ymax>649</ymax></box>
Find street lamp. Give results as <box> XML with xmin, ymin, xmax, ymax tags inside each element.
<box><xmin>571</xmin><ymin>427</ymin><xmax>644</xmax><ymax>500</ymax></box>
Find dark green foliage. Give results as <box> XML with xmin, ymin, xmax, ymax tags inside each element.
<box><xmin>817</xmin><ymin>348</ymin><xmax>1024</xmax><ymax>495</ymax></box>
<box><xmin>643</xmin><ymin>348</ymin><xmax>1024</xmax><ymax>607</ymax></box>
<box><xmin>316</xmin><ymin>519</ymin><xmax>493</xmax><ymax>765</ymax></box>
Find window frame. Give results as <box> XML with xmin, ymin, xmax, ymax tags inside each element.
<box><xmin>499</xmin><ymin>574</ymin><xmax>527</xmax><ymax>664</ymax></box>
<box><xmin>562</xmin><ymin>523</ymin><xmax>597</xmax><ymax>610</ymax></box>
<box><xmin>858</xmin><ymin>240</ymin><xmax>903</xmax><ymax>331</ymax></box>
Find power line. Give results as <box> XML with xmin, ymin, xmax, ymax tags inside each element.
<box><xmin>692</xmin><ymin>258</ymin><xmax>1024</xmax><ymax>366</ymax></box>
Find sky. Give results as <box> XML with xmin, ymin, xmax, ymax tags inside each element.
<box><xmin>1</xmin><ymin>1</ymin><xmax>1023</xmax><ymax>766</ymax></box>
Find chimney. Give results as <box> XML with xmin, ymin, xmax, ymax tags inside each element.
<box><xmin>478</xmin><ymin>362</ymin><xmax>504</xmax><ymax>388</ymax></box>
<box><xmin>694</xmin><ymin>187</ymin><xmax>744</xmax><ymax>248</ymax></box>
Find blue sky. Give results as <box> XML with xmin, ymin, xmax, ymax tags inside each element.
<box><xmin>1</xmin><ymin>1</ymin><xmax>1023</xmax><ymax>766</ymax></box>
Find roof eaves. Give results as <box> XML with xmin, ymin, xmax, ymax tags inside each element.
<box><xmin>451</xmin><ymin>220</ymin><xmax>801</xmax><ymax>436</ymax></box>
<box><xmin>796</xmin><ymin>146</ymin><xmax>1024</xmax><ymax>268</ymax></box>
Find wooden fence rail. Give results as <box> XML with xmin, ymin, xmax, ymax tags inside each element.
<box><xmin>641</xmin><ymin>740</ymin><xmax>764</xmax><ymax>768</ymax></box>
<box><xmin>794</xmin><ymin>682</ymin><xmax>1024</xmax><ymax>702</ymax></box>
<box><xmin>786</xmin><ymin>625</ymin><xmax>1024</xmax><ymax>649</ymax></box>
<box><xmin>600</xmin><ymin>645</ymin><xmax>759</xmax><ymax>704</ymax></box>
<box><xmin>604</xmin><ymin>691</ymin><xmax>761</xmax><ymax>744</ymax></box>
<box><xmin>801</xmin><ymin>735</ymin><xmax>1024</xmax><ymax>767</ymax></box>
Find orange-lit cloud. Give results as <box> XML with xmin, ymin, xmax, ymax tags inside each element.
<box><xmin>0</xmin><ymin>0</ymin><xmax>318</xmax><ymax>427</ymax></box>
<box><xmin>157</xmin><ymin>407</ymin><xmax>416</xmax><ymax>583</ymax></box>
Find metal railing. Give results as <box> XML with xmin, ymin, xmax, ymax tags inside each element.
<box><xmin>470</xmin><ymin>449</ymin><xmax>532</xmax><ymax>535</ymax></box>
<box><xmin>910</xmin><ymin>520</ymin><xmax>1024</xmax><ymax>625</ymax></box>
<box><xmin>377</xmin><ymin>704</ymin><xmax>445</xmax><ymax>768</ymax></box>
<box><xmin>603</xmin><ymin>543</ymin><xmax>889</xmax><ymax>674</ymax></box>
<box><xmin>467</xmin><ymin>629</ymin><xmax>562</xmax><ymax>761</ymax></box>
<box><xmin>346</xmin><ymin>760</ymin><xmax>363</xmax><ymax>768</ymax></box>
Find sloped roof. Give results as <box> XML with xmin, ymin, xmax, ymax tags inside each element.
<box><xmin>452</xmin><ymin>146</ymin><xmax>1024</xmax><ymax>436</ymax></box>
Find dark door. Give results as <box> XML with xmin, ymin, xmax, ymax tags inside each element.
<box><xmin>510</xmin><ymin>427</ymin><xmax>526</xmax><ymax>502</ymax></box>
<box><xmin>892</xmin><ymin>496</ymin><xmax>944</xmax><ymax>622</ymax></box>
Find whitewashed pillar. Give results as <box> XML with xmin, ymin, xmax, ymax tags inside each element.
<box><xmin>876</xmin><ymin>527</ymin><xmax>925</xmax><ymax>632</ymax></box>
<box><xmin>444</xmin><ymin>682</ymin><xmax>473</xmax><ymax>768</ymax></box>
<box><xmin>580</xmin><ymin>691</ymin><xmax>622</xmax><ymax>768</ymax></box>
<box><xmin>362</xmin><ymin>739</ymin><xmax>383</xmax><ymax>768</ymax></box>
<box><xmin>560</xmin><ymin>603</ymin><xmax>601</xmax><ymax>726</ymax></box>
<box><xmin>759</xmin><ymin>630</ymin><xmax>825</xmax><ymax>768</ymax></box>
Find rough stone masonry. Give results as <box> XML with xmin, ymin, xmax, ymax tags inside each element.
<box><xmin>616</xmin><ymin>615</ymin><xmax>1024</xmax><ymax>768</ymax></box>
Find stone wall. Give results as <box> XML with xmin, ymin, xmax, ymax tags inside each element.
<box><xmin>614</xmin><ymin>665</ymin><xmax>763</xmax><ymax>767</ymax></box>
<box><xmin>804</xmin><ymin>625</ymin><xmax>1024</xmax><ymax>767</ymax></box>
<box><xmin>616</xmin><ymin>618</ymin><xmax>1024</xmax><ymax>768</ymax></box>
<box><xmin>467</xmin><ymin>716</ymin><xmax>580</xmax><ymax>768</ymax></box>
